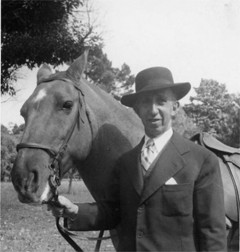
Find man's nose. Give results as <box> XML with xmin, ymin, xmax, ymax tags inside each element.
<box><xmin>149</xmin><ymin>102</ymin><xmax>158</xmax><ymax>114</ymax></box>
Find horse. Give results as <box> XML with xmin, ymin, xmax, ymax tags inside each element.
<box><xmin>11</xmin><ymin>51</ymin><xmax>239</xmax><ymax>251</ymax></box>
<box><xmin>191</xmin><ymin>132</ymin><xmax>240</xmax><ymax>251</ymax></box>
<box><xmin>11</xmin><ymin>50</ymin><xmax>143</xmax><ymax>250</ymax></box>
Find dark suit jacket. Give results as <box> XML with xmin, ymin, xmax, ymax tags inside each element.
<box><xmin>68</xmin><ymin>132</ymin><xmax>227</xmax><ymax>251</ymax></box>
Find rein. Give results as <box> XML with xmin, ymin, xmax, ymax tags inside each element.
<box><xmin>16</xmin><ymin>77</ymin><xmax>106</xmax><ymax>252</ymax></box>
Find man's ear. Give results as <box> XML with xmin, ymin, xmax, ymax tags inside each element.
<box><xmin>171</xmin><ymin>101</ymin><xmax>180</xmax><ymax>117</ymax></box>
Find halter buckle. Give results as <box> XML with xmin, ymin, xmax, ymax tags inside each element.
<box><xmin>49</xmin><ymin>174</ymin><xmax>61</xmax><ymax>192</ymax></box>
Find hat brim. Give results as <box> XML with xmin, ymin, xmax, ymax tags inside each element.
<box><xmin>121</xmin><ymin>82</ymin><xmax>191</xmax><ymax>107</ymax></box>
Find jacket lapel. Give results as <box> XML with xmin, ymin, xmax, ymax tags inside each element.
<box><xmin>140</xmin><ymin>132</ymin><xmax>189</xmax><ymax>204</ymax></box>
<box><xmin>125</xmin><ymin>139</ymin><xmax>144</xmax><ymax>196</ymax></box>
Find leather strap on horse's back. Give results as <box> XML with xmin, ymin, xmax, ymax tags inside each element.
<box><xmin>223</xmin><ymin>154</ymin><xmax>240</xmax><ymax>251</ymax></box>
<box><xmin>191</xmin><ymin>133</ymin><xmax>240</xmax><ymax>249</ymax></box>
<box><xmin>224</xmin><ymin>154</ymin><xmax>240</xmax><ymax>169</ymax></box>
<box><xmin>202</xmin><ymin>133</ymin><xmax>240</xmax><ymax>155</ymax></box>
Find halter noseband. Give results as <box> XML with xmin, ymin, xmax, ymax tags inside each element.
<box><xmin>16</xmin><ymin>77</ymin><xmax>87</xmax><ymax>197</ymax></box>
<box><xmin>16</xmin><ymin>76</ymin><xmax>107</xmax><ymax>252</ymax></box>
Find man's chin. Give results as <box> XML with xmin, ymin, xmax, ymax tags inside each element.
<box><xmin>146</xmin><ymin>128</ymin><xmax>165</xmax><ymax>138</ymax></box>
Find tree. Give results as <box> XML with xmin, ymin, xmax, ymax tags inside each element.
<box><xmin>1</xmin><ymin>0</ymin><xmax>101</xmax><ymax>95</ymax></box>
<box><xmin>86</xmin><ymin>47</ymin><xmax>135</xmax><ymax>95</ymax></box>
<box><xmin>172</xmin><ymin>107</ymin><xmax>199</xmax><ymax>139</ymax></box>
<box><xmin>1</xmin><ymin>125</ymin><xmax>18</xmax><ymax>181</ymax></box>
<box><xmin>2</xmin><ymin>0</ymin><xmax>135</xmax><ymax>97</ymax></box>
<box><xmin>113</xmin><ymin>63</ymin><xmax>135</xmax><ymax>99</ymax></box>
<box><xmin>184</xmin><ymin>79</ymin><xmax>240</xmax><ymax>147</ymax></box>
<box><xmin>12</xmin><ymin>123</ymin><xmax>25</xmax><ymax>135</ymax></box>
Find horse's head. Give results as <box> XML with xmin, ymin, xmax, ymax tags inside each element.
<box><xmin>11</xmin><ymin>51</ymin><xmax>92</xmax><ymax>204</ymax></box>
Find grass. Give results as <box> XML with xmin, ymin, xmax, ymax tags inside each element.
<box><xmin>1</xmin><ymin>180</ymin><xmax>115</xmax><ymax>252</ymax></box>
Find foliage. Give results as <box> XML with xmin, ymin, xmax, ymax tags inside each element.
<box><xmin>1</xmin><ymin>0</ymin><xmax>135</xmax><ymax>96</ymax></box>
<box><xmin>12</xmin><ymin>123</ymin><xmax>25</xmax><ymax>136</ymax></box>
<box><xmin>1</xmin><ymin>0</ymin><xmax>100</xmax><ymax>94</ymax></box>
<box><xmin>184</xmin><ymin>79</ymin><xmax>240</xmax><ymax>147</ymax></box>
<box><xmin>1</xmin><ymin>125</ymin><xmax>18</xmax><ymax>181</ymax></box>
<box><xmin>87</xmin><ymin>47</ymin><xmax>135</xmax><ymax>95</ymax></box>
<box><xmin>1</xmin><ymin>123</ymin><xmax>80</xmax><ymax>181</ymax></box>
<box><xmin>172</xmin><ymin>107</ymin><xmax>199</xmax><ymax>139</ymax></box>
<box><xmin>113</xmin><ymin>63</ymin><xmax>135</xmax><ymax>99</ymax></box>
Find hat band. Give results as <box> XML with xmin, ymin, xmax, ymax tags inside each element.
<box><xmin>136</xmin><ymin>78</ymin><xmax>173</xmax><ymax>92</ymax></box>
<box><xmin>148</xmin><ymin>78</ymin><xmax>173</xmax><ymax>85</ymax></box>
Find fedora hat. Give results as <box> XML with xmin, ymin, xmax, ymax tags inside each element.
<box><xmin>121</xmin><ymin>67</ymin><xmax>191</xmax><ymax>107</ymax></box>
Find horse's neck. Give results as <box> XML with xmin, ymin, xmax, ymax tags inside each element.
<box><xmin>76</xmin><ymin>81</ymin><xmax>143</xmax><ymax>199</ymax></box>
<box><xmin>82</xmin><ymin>80</ymin><xmax>143</xmax><ymax>144</ymax></box>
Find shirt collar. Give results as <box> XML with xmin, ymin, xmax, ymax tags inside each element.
<box><xmin>143</xmin><ymin>128</ymin><xmax>173</xmax><ymax>153</ymax></box>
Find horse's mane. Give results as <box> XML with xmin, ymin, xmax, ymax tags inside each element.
<box><xmin>41</xmin><ymin>70</ymin><xmax>142</xmax><ymax>132</ymax></box>
<box><xmin>81</xmin><ymin>78</ymin><xmax>142</xmax><ymax>130</ymax></box>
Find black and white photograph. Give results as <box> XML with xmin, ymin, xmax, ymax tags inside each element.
<box><xmin>1</xmin><ymin>0</ymin><xmax>240</xmax><ymax>251</ymax></box>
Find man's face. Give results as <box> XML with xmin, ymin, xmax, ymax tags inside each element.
<box><xmin>134</xmin><ymin>89</ymin><xmax>179</xmax><ymax>138</ymax></box>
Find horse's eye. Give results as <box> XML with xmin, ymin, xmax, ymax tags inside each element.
<box><xmin>63</xmin><ymin>101</ymin><xmax>73</xmax><ymax>110</ymax></box>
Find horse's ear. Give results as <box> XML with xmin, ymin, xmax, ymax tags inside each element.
<box><xmin>37</xmin><ymin>64</ymin><xmax>52</xmax><ymax>85</ymax></box>
<box><xmin>66</xmin><ymin>50</ymin><xmax>89</xmax><ymax>84</ymax></box>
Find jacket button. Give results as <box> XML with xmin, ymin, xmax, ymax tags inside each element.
<box><xmin>137</xmin><ymin>231</ymin><xmax>143</xmax><ymax>238</ymax></box>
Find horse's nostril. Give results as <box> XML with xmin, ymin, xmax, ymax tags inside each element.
<box><xmin>27</xmin><ymin>171</ymin><xmax>39</xmax><ymax>192</ymax></box>
<box><xmin>32</xmin><ymin>170</ymin><xmax>38</xmax><ymax>184</ymax></box>
<box><xmin>15</xmin><ymin>171</ymin><xmax>38</xmax><ymax>194</ymax></box>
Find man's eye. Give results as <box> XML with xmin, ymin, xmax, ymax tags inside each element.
<box><xmin>156</xmin><ymin>99</ymin><xmax>165</xmax><ymax>105</ymax></box>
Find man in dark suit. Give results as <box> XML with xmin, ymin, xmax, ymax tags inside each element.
<box><xmin>49</xmin><ymin>67</ymin><xmax>227</xmax><ymax>251</ymax></box>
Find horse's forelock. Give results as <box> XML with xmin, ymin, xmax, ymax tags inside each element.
<box><xmin>37</xmin><ymin>71</ymin><xmax>65</xmax><ymax>84</ymax></box>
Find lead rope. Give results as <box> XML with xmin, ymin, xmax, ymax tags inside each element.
<box><xmin>56</xmin><ymin>218</ymin><xmax>106</xmax><ymax>252</ymax></box>
<box><xmin>16</xmin><ymin>77</ymin><xmax>107</xmax><ymax>251</ymax></box>
<box><xmin>53</xmin><ymin>90</ymin><xmax>105</xmax><ymax>252</ymax></box>
<box><xmin>56</xmin><ymin>217</ymin><xmax>83</xmax><ymax>252</ymax></box>
<box><xmin>47</xmin><ymin>193</ymin><xmax>109</xmax><ymax>252</ymax></box>
<box><xmin>53</xmin><ymin>194</ymin><xmax>107</xmax><ymax>252</ymax></box>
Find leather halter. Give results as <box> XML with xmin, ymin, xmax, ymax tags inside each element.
<box><xmin>16</xmin><ymin>77</ymin><xmax>85</xmax><ymax>196</ymax></box>
<box><xmin>16</xmin><ymin>76</ymin><xmax>106</xmax><ymax>252</ymax></box>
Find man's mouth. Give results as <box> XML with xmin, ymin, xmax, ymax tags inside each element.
<box><xmin>148</xmin><ymin>118</ymin><xmax>161</xmax><ymax>124</ymax></box>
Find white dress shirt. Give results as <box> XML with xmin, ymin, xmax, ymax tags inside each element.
<box><xmin>142</xmin><ymin>128</ymin><xmax>173</xmax><ymax>163</ymax></box>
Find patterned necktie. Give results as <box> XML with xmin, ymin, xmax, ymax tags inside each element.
<box><xmin>141</xmin><ymin>138</ymin><xmax>157</xmax><ymax>171</ymax></box>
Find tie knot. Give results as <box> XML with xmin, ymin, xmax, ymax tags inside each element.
<box><xmin>141</xmin><ymin>138</ymin><xmax>157</xmax><ymax>172</ymax></box>
<box><xmin>145</xmin><ymin>138</ymin><xmax>155</xmax><ymax>148</ymax></box>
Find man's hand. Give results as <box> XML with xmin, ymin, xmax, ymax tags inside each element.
<box><xmin>48</xmin><ymin>195</ymin><xmax>79</xmax><ymax>220</ymax></box>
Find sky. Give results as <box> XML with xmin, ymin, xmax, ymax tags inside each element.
<box><xmin>1</xmin><ymin>0</ymin><xmax>240</xmax><ymax>127</ymax></box>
